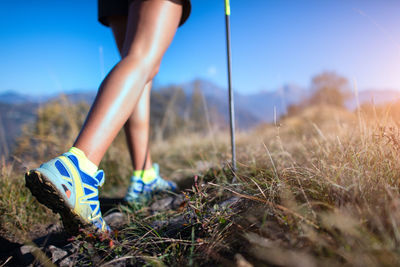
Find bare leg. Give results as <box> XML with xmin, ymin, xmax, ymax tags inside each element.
<box><xmin>109</xmin><ymin>16</ymin><xmax>153</xmax><ymax>171</ymax></box>
<box><xmin>124</xmin><ymin>84</ymin><xmax>153</xmax><ymax>170</ymax></box>
<box><xmin>74</xmin><ymin>0</ymin><xmax>182</xmax><ymax>165</ymax></box>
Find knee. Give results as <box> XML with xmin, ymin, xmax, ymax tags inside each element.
<box><xmin>137</xmin><ymin>59</ymin><xmax>160</xmax><ymax>83</ymax></box>
<box><xmin>122</xmin><ymin>51</ymin><xmax>160</xmax><ymax>83</ymax></box>
<box><xmin>149</xmin><ymin>64</ymin><xmax>160</xmax><ymax>81</ymax></box>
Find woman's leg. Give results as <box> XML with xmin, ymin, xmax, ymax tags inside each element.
<box><xmin>109</xmin><ymin>16</ymin><xmax>153</xmax><ymax>171</ymax></box>
<box><xmin>74</xmin><ymin>0</ymin><xmax>182</xmax><ymax>165</ymax></box>
<box><xmin>25</xmin><ymin>1</ymin><xmax>182</xmax><ymax>233</ymax></box>
<box><xmin>124</xmin><ymin>84</ymin><xmax>153</xmax><ymax>171</ymax></box>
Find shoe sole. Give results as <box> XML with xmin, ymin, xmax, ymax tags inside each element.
<box><xmin>25</xmin><ymin>170</ymin><xmax>98</xmax><ymax>234</ymax></box>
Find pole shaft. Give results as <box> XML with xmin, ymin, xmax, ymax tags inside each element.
<box><xmin>225</xmin><ymin>1</ymin><xmax>237</xmax><ymax>173</ymax></box>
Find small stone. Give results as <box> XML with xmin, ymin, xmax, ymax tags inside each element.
<box><xmin>58</xmin><ymin>243</ymin><xmax>80</xmax><ymax>267</ymax></box>
<box><xmin>48</xmin><ymin>245</ymin><xmax>68</xmax><ymax>263</ymax></box>
<box><xmin>151</xmin><ymin>197</ymin><xmax>174</xmax><ymax>211</ymax></box>
<box><xmin>19</xmin><ymin>245</ymin><xmax>35</xmax><ymax>255</ymax></box>
<box><xmin>104</xmin><ymin>212</ymin><xmax>126</xmax><ymax>229</ymax></box>
<box><xmin>59</xmin><ymin>255</ymin><xmax>76</xmax><ymax>267</ymax></box>
<box><xmin>235</xmin><ymin>253</ymin><xmax>253</xmax><ymax>267</ymax></box>
<box><xmin>171</xmin><ymin>195</ymin><xmax>186</xmax><ymax>209</ymax></box>
<box><xmin>17</xmin><ymin>245</ymin><xmax>35</xmax><ymax>265</ymax></box>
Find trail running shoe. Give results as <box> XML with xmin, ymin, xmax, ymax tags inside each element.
<box><xmin>25</xmin><ymin>152</ymin><xmax>110</xmax><ymax>233</ymax></box>
<box><xmin>124</xmin><ymin>163</ymin><xmax>177</xmax><ymax>203</ymax></box>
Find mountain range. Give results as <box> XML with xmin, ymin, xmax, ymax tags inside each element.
<box><xmin>1</xmin><ymin>79</ymin><xmax>400</xmax><ymax>157</ymax></box>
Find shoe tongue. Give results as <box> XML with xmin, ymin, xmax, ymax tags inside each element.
<box><xmin>94</xmin><ymin>170</ymin><xmax>105</xmax><ymax>187</ymax></box>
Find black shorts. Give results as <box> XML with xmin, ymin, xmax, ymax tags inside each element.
<box><xmin>98</xmin><ymin>0</ymin><xmax>191</xmax><ymax>27</ymax></box>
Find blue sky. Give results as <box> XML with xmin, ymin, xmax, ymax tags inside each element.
<box><xmin>0</xmin><ymin>0</ymin><xmax>399</xmax><ymax>96</ymax></box>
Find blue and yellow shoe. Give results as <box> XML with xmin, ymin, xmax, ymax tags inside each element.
<box><xmin>25</xmin><ymin>148</ymin><xmax>110</xmax><ymax>234</ymax></box>
<box><xmin>124</xmin><ymin>163</ymin><xmax>178</xmax><ymax>203</ymax></box>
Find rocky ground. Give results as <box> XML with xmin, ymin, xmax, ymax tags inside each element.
<box><xmin>0</xmin><ymin>193</ymin><xmax>241</xmax><ymax>267</ymax></box>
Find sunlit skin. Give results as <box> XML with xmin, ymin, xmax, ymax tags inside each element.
<box><xmin>124</xmin><ymin>83</ymin><xmax>152</xmax><ymax>171</ymax></box>
<box><xmin>73</xmin><ymin>0</ymin><xmax>183</xmax><ymax>166</ymax></box>
<box><xmin>109</xmin><ymin>15</ymin><xmax>152</xmax><ymax>171</ymax></box>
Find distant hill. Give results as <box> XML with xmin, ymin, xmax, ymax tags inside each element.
<box><xmin>0</xmin><ymin>102</ymin><xmax>38</xmax><ymax>157</ymax></box>
<box><xmin>1</xmin><ymin>81</ymin><xmax>400</xmax><ymax>158</ymax></box>
<box><xmin>235</xmin><ymin>84</ymin><xmax>309</xmax><ymax>122</ymax></box>
<box><xmin>179</xmin><ymin>80</ymin><xmax>309</xmax><ymax>123</ymax></box>
<box><xmin>50</xmin><ymin>91</ymin><xmax>96</xmax><ymax>105</ymax></box>
<box><xmin>345</xmin><ymin>89</ymin><xmax>400</xmax><ymax>110</ymax></box>
<box><xmin>0</xmin><ymin>90</ymin><xmax>46</xmax><ymax>104</ymax></box>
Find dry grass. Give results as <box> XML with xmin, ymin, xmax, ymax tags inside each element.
<box><xmin>2</xmin><ymin>99</ymin><xmax>400</xmax><ymax>265</ymax></box>
<box><xmin>0</xmin><ymin>160</ymin><xmax>57</xmax><ymax>243</ymax></box>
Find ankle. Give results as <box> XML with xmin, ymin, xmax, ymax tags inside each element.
<box><xmin>68</xmin><ymin>147</ymin><xmax>98</xmax><ymax>176</ymax></box>
<box><xmin>133</xmin><ymin>167</ymin><xmax>157</xmax><ymax>183</ymax></box>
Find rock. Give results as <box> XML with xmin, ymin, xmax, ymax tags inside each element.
<box><xmin>19</xmin><ymin>245</ymin><xmax>35</xmax><ymax>255</ymax></box>
<box><xmin>235</xmin><ymin>254</ymin><xmax>253</xmax><ymax>267</ymax></box>
<box><xmin>151</xmin><ymin>195</ymin><xmax>186</xmax><ymax>212</ymax></box>
<box><xmin>17</xmin><ymin>245</ymin><xmax>35</xmax><ymax>266</ymax></box>
<box><xmin>150</xmin><ymin>212</ymin><xmax>196</xmax><ymax>237</ymax></box>
<box><xmin>151</xmin><ymin>197</ymin><xmax>174</xmax><ymax>211</ymax></box>
<box><xmin>59</xmin><ymin>254</ymin><xmax>76</xmax><ymax>267</ymax></box>
<box><xmin>41</xmin><ymin>241</ymin><xmax>80</xmax><ymax>267</ymax></box>
<box><xmin>48</xmin><ymin>245</ymin><xmax>68</xmax><ymax>263</ymax></box>
<box><xmin>104</xmin><ymin>212</ymin><xmax>126</xmax><ymax>229</ymax></box>
<box><xmin>54</xmin><ymin>242</ymin><xmax>79</xmax><ymax>267</ymax></box>
<box><xmin>171</xmin><ymin>195</ymin><xmax>186</xmax><ymax>209</ymax></box>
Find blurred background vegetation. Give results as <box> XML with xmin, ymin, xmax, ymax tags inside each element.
<box><xmin>3</xmin><ymin>73</ymin><xmax>400</xmax><ymax>265</ymax></box>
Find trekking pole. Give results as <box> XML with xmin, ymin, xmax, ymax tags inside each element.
<box><xmin>224</xmin><ymin>0</ymin><xmax>237</xmax><ymax>179</ymax></box>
